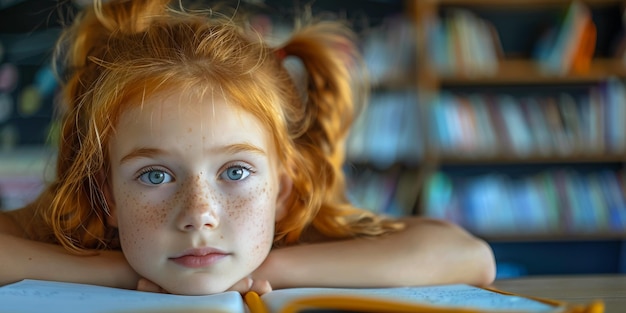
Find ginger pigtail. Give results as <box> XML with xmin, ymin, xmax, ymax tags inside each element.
<box><xmin>273</xmin><ymin>21</ymin><xmax>404</xmax><ymax>245</ymax></box>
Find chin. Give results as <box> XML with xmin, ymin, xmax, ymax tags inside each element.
<box><xmin>161</xmin><ymin>278</ymin><xmax>234</xmax><ymax>296</ymax></box>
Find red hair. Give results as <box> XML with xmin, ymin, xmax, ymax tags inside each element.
<box><xmin>23</xmin><ymin>0</ymin><xmax>403</xmax><ymax>253</ymax></box>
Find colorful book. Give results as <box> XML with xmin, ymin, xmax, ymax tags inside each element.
<box><xmin>535</xmin><ymin>0</ymin><xmax>593</xmax><ymax>74</ymax></box>
<box><xmin>0</xmin><ymin>279</ymin><xmax>603</xmax><ymax>313</ymax></box>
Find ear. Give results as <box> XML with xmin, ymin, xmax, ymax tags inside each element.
<box><xmin>97</xmin><ymin>170</ymin><xmax>118</xmax><ymax>227</ymax></box>
<box><xmin>274</xmin><ymin>171</ymin><xmax>293</xmax><ymax>222</ymax></box>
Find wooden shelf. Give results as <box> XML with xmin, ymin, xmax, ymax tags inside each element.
<box><xmin>436</xmin><ymin>58</ymin><xmax>626</xmax><ymax>87</ymax></box>
<box><xmin>479</xmin><ymin>231</ymin><xmax>626</xmax><ymax>242</ymax></box>
<box><xmin>371</xmin><ymin>76</ymin><xmax>415</xmax><ymax>92</ymax></box>
<box><xmin>431</xmin><ymin>0</ymin><xmax>624</xmax><ymax>8</ymax></box>
<box><xmin>431</xmin><ymin>152</ymin><xmax>626</xmax><ymax>165</ymax></box>
<box><xmin>411</xmin><ymin>0</ymin><xmax>626</xmax><ymax>249</ymax></box>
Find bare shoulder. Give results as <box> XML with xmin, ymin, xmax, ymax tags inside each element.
<box><xmin>399</xmin><ymin>216</ymin><xmax>457</xmax><ymax>227</ymax></box>
<box><xmin>399</xmin><ymin>216</ymin><xmax>477</xmax><ymax>236</ymax></box>
<box><xmin>297</xmin><ymin>216</ymin><xmax>471</xmax><ymax>244</ymax></box>
<box><xmin>297</xmin><ymin>216</ymin><xmax>451</xmax><ymax>243</ymax></box>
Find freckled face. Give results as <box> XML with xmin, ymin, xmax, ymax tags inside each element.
<box><xmin>107</xmin><ymin>89</ymin><xmax>284</xmax><ymax>295</ymax></box>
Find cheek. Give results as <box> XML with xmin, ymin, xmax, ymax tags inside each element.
<box><xmin>114</xmin><ymin>182</ymin><xmax>170</xmax><ymax>254</ymax></box>
<box><xmin>229</xmin><ymin>181</ymin><xmax>276</xmax><ymax>257</ymax></box>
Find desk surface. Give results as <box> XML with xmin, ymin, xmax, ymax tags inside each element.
<box><xmin>491</xmin><ymin>275</ymin><xmax>626</xmax><ymax>313</ymax></box>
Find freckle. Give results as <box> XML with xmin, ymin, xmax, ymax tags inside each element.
<box><xmin>187</xmin><ymin>127</ymin><xmax>192</xmax><ymax>133</ymax></box>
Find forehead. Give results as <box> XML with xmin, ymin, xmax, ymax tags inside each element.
<box><xmin>113</xmin><ymin>88</ymin><xmax>273</xmax><ymax>152</ymax></box>
<box><xmin>121</xmin><ymin>86</ymin><xmax>252</xmax><ymax>122</ymax></box>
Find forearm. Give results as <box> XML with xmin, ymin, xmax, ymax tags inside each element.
<box><xmin>0</xmin><ymin>211</ymin><xmax>139</xmax><ymax>289</ymax></box>
<box><xmin>255</xmin><ymin>218</ymin><xmax>495</xmax><ymax>289</ymax></box>
<box><xmin>0</xmin><ymin>234</ymin><xmax>139</xmax><ymax>289</ymax></box>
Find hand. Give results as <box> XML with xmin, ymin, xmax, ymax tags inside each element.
<box><xmin>227</xmin><ymin>276</ymin><xmax>273</xmax><ymax>295</ymax></box>
<box><xmin>136</xmin><ymin>277</ymin><xmax>168</xmax><ymax>293</ymax></box>
<box><xmin>135</xmin><ymin>276</ymin><xmax>273</xmax><ymax>295</ymax></box>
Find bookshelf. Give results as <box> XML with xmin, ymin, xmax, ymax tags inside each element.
<box><xmin>407</xmin><ymin>0</ymin><xmax>626</xmax><ymax>243</ymax></box>
<box><xmin>439</xmin><ymin>58</ymin><xmax>626</xmax><ymax>86</ymax></box>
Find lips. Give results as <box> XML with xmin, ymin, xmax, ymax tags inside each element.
<box><xmin>169</xmin><ymin>248</ymin><xmax>230</xmax><ymax>268</ymax></box>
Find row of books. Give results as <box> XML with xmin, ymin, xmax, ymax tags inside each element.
<box><xmin>423</xmin><ymin>169</ymin><xmax>626</xmax><ymax>236</ymax></box>
<box><xmin>345</xmin><ymin>91</ymin><xmax>422</xmax><ymax>169</ymax></box>
<box><xmin>533</xmin><ymin>0</ymin><xmax>597</xmax><ymax>75</ymax></box>
<box><xmin>429</xmin><ymin>77</ymin><xmax>626</xmax><ymax>157</ymax></box>
<box><xmin>361</xmin><ymin>14</ymin><xmax>416</xmax><ymax>87</ymax></box>
<box><xmin>426</xmin><ymin>7</ymin><xmax>500</xmax><ymax>78</ymax></box>
<box><xmin>427</xmin><ymin>0</ymin><xmax>598</xmax><ymax>77</ymax></box>
<box><xmin>345</xmin><ymin>166</ymin><xmax>419</xmax><ymax>218</ymax></box>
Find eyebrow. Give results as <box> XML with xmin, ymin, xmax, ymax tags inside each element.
<box><xmin>221</xmin><ymin>143</ymin><xmax>267</xmax><ymax>156</ymax></box>
<box><xmin>120</xmin><ymin>148</ymin><xmax>165</xmax><ymax>164</ymax></box>
<box><xmin>119</xmin><ymin>143</ymin><xmax>266</xmax><ymax>164</ymax></box>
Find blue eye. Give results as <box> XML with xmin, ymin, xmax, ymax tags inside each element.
<box><xmin>138</xmin><ymin>169</ymin><xmax>173</xmax><ymax>185</ymax></box>
<box><xmin>221</xmin><ymin>166</ymin><xmax>251</xmax><ymax>181</ymax></box>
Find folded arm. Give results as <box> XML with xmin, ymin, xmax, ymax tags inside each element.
<box><xmin>0</xmin><ymin>210</ymin><xmax>139</xmax><ymax>289</ymax></box>
<box><xmin>2</xmin><ymin>209</ymin><xmax>495</xmax><ymax>292</ymax></box>
<box><xmin>254</xmin><ymin>217</ymin><xmax>496</xmax><ymax>289</ymax></box>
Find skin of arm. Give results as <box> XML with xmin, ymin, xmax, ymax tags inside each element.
<box><xmin>1</xmin><ymin>210</ymin><xmax>495</xmax><ymax>291</ymax></box>
<box><xmin>253</xmin><ymin>217</ymin><xmax>497</xmax><ymax>289</ymax></box>
<box><xmin>0</xmin><ymin>210</ymin><xmax>139</xmax><ymax>289</ymax></box>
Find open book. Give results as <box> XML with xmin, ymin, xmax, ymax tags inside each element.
<box><xmin>0</xmin><ymin>279</ymin><xmax>602</xmax><ymax>313</ymax></box>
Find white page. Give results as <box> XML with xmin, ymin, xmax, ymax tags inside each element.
<box><xmin>261</xmin><ymin>284</ymin><xmax>564</xmax><ymax>313</ymax></box>
<box><xmin>0</xmin><ymin>279</ymin><xmax>246</xmax><ymax>313</ymax></box>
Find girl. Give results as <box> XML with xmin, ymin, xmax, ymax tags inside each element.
<box><xmin>0</xmin><ymin>0</ymin><xmax>495</xmax><ymax>295</ymax></box>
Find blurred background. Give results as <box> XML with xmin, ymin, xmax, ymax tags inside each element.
<box><xmin>1</xmin><ymin>0</ymin><xmax>625</xmax><ymax>280</ymax></box>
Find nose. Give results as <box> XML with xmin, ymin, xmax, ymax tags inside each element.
<box><xmin>176</xmin><ymin>178</ymin><xmax>219</xmax><ymax>231</ymax></box>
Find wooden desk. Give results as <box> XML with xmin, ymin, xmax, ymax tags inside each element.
<box><xmin>492</xmin><ymin>275</ymin><xmax>626</xmax><ymax>313</ymax></box>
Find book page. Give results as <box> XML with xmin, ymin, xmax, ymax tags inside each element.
<box><xmin>0</xmin><ymin>279</ymin><xmax>246</xmax><ymax>313</ymax></box>
<box><xmin>261</xmin><ymin>284</ymin><xmax>563</xmax><ymax>313</ymax></box>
